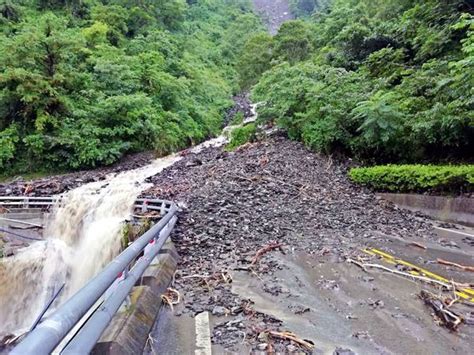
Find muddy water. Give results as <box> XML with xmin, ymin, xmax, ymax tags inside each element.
<box><xmin>0</xmin><ymin>106</ymin><xmax>258</xmax><ymax>336</ymax></box>
<box><xmin>232</xmin><ymin>250</ymin><xmax>474</xmax><ymax>354</ymax></box>
<box><xmin>0</xmin><ymin>155</ymin><xmax>181</xmax><ymax>335</ymax></box>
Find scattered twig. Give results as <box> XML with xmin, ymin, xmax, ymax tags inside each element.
<box><xmin>346</xmin><ymin>258</ymin><xmax>368</xmax><ymax>272</ymax></box>
<box><xmin>251</xmin><ymin>242</ymin><xmax>283</xmax><ymax>266</ymax></box>
<box><xmin>409</xmin><ymin>242</ymin><xmax>427</xmax><ymax>250</ymax></box>
<box><xmin>167</xmin><ymin>288</ymin><xmax>181</xmax><ymax>304</ymax></box>
<box><xmin>171</xmin><ymin>270</ymin><xmax>178</xmax><ymax>287</ymax></box>
<box><xmin>180</xmin><ymin>274</ymin><xmax>211</xmax><ymax>279</ymax></box>
<box><xmin>437</xmin><ymin>258</ymin><xmax>474</xmax><ymax>272</ymax></box>
<box><xmin>179</xmin><ymin>271</ymin><xmax>232</xmax><ymax>288</ymax></box>
<box><xmin>234</xmin><ymin>266</ymin><xmax>264</xmax><ymax>281</ymax></box>
<box><xmin>446</xmin><ymin>281</ymin><xmax>459</xmax><ymax>308</ymax></box>
<box><xmin>326</xmin><ymin>155</ymin><xmax>333</xmax><ymax>171</ymax></box>
<box><xmin>347</xmin><ymin>259</ymin><xmax>459</xmax><ymax>290</ymax></box>
<box><xmin>419</xmin><ymin>290</ymin><xmax>463</xmax><ymax>330</ymax></box>
<box><xmin>145</xmin><ymin>334</ymin><xmax>158</xmax><ymax>355</ymax></box>
<box><xmin>266</xmin><ymin>330</ymin><xmax>315</xmax><ymax>351</ymax></box>
<box><xmin>161</xmin><ymin>288</ymin><xmax>181</xmax><ymax>311</ymax></box>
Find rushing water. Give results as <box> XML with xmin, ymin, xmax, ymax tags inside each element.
<box><xmin>0</xmin><ymin>105</ymin><xmax>257</xmax><ymax>337</ymax></box>
<box><xmin>0</xmin><ymin>155</ymin><xmax>180</xmax><ymax>335</ymax></box>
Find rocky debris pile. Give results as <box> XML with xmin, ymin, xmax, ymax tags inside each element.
<box><xmin>0</xmin><ymin>152</ymin><xmax>155</xmax><ymax>197</ymax></box>
<box><xmin>224</xmin><ymin>92</ymin><xmax>254</xmax><ymax>126</ymax></box>
<box><xmin>253</xmin><ymin>0</ymin><xmax>294</xmax><ymax>34</ymax></box>
<box><xmin>142</xmin><ymin>134</ymin><xmax>435</xmax><ymax>352</ymax></box>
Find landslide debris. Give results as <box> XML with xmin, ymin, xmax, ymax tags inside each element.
<box><xmin>0</xmin><ymin>152</ymin><xmax>155</xmax><ymax>197</ymax></box>
<box><xmin>142</xmin><ymin>133</ymin><xmax>436</xmax><ymax>352</ymax></box>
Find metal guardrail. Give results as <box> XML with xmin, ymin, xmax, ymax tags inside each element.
<box><xmin>0</xmin><ymin>196</ymin><xmax>59</xmax><ymax>209</ymax></box>
<box><xmin>8</xmin><ymin>198</ymin><xmax>178</xmax><ymax>354</ymax></box>
<box><xmin>0</xmin><ymin>196</ymin><xmax>173</xmax><ymax>214</ymax></box>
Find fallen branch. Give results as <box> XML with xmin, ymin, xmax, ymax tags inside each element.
<box><xmin>409</xmin><ymin>242</ymin><xmax>427</xmax><ymax>250</ymax></box>
<box><xmin>179</xmin><ymin>271</ymin><xmax>232</xmax><ymax>288</ymax></box>
<box><xmin>145</xmin><ymin>334</ymin><xmax>158</xmax><ymax>355</ymax></box>
<box><xmin>347</xmin><ymin>259</ymin><xmax>462</xmax><ymax>290</ymax></box>
<box><xmin>251</xmin><ymin>242</ymin><xmax>283</xmax><ymax>266</ymax></box>
<box><xmin>446</xmin><ymin>281</ymin><xmax>459</xmax><ymax>308</ymax></box>
<box><xmin>266</xmin><ymin>331</ymin><xmax>314</xmax><ymax>351</ymax></box>
<box><xmin>437</xmin><ymin>258</ymin><xmax>474</xmax><ymax>272</ymax></box>
<box><xmin>419</xmin><ymin>290</ymin><xmax>463</xmax><ymax>330</ymax></box>
<box><xmin>346</xmin><ymin>258</ymin><xmax>368</xmax><ymax>272</ymax></box>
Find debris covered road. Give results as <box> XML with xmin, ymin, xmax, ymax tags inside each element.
<box><xmin>142</xmin><ymin>132</ymin><xmax>474</xmax><ymax>354</ymax></box>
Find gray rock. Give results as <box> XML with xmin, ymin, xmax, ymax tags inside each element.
<box><xmin>334</xmin><ymin>347</ymin><xmax>356</xmax><ymax>355</ymax></box>
<box><xmin>212</xmin><ymin>306</ymin><xmax>227</xmax><ymax>316</ymax></box>
<box><xmin>287</xmin><ymin>344</ymin><xmax>298</xmax><ymax>352</ymax></box>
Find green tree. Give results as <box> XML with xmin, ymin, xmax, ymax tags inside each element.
<box><xmin>273</xmin><ymin>20</ymin><xmax>313</xmax><ymax>64</ymax></box>
<box><xmin>237</xmin><ymin>32</ymin><xmax>273</xmax><ymax>89</ymax></box>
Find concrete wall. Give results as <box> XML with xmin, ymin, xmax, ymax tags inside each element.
<box><xmin>378</xmin><ymin>193</ymin><xmax>474</xmax><ymax>227</ymax></box>
<box><xmin>93</xmin><ymin>243</ymin><xmax>179</xmax><ymax>355</ymax></box>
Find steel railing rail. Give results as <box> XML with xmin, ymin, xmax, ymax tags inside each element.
<box><xmin>0</xmin><ymin>196</ymin><xmax>59</xmax><ymax>209</ymax></box>
<box><xmin>11</xmin><ymin>203</ymin><xmax>178</xmax><ymax>355</ymax></box>
<box><xmin>62</xmin><ymin>216</ymin><xmax>178</xmax><ymax>354</ymax></box>
<box><xmin>0</xmin><ymin>196</ymin><xmax>173</xmax><ymax>213</ymax></box>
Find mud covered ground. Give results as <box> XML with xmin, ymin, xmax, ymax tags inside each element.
<box><xmin>142</xmin><ymin>132</ymin><xmax>473</xmax><ymax>353</ymax></box>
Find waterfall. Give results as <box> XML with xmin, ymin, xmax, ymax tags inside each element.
<box><xmin>0</xmin><ymin>107</ymin><xmax>253</xmax><ymax>336</ymax></box>
<box><xmin>0</xmin><ymin>155</ymin><xmax>180</xmax><ymax>335</ymax></box>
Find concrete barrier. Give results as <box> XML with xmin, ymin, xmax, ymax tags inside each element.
<box><xmin>378</xmin><ymin>193</ymin><xmax>474</xmax><ymax>227</ymax></box>
<box><xmin>93</xmin><ymin>243</ymin><xmax>179</xmax><ymax>355</ymax></box>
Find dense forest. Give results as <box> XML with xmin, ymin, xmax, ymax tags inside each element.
<box><xmin>244</xmin><ymin>0</ymin><xmax>474</xmax><ymax>163</ymax></box>
<box><xmin>0</xmin><ymin>0</ymin><xmax>262</xmax><ymax>173</ymax></box>
<box><xmin>1</xmin><ymin>0</ymin><xmax>473</xmax><ymax>175</ymax></box>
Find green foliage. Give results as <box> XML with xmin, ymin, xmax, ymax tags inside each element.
<box><xmin>0</xmin><ymin>125</ymin><xmax>19</xmax><ymax>168</ymax></box>
<box><xmin>226</xmin><ymin>123</ymin><xmax>256</xmax><ymax>150</ymax></box>
<box><xmin>237</xmin><ymin>32</ymin><xmax>273</xmax><ymax>89</ymax></box>
<box><xmin>231</xmin><ymin>112</ymin><xmax>245</xmax><ymax>125</ymax></box>
<box><xmin>349</xmin><ymin>165</ymin><xmax>474</xmax><ymax>193</ymax></box>
<box><xmin>0</xmin><ymin>0</ymin><xmax>262</xmax><ymax>174</ymax></box>
<box><xmin>289</xmin><ymin>0</ymin><xmax>330</xmax><ymax>17</ymax></box>
<box><xmin>252</xmin><ymin>0</ymin><xmax>474</xmax><ymax>163</ymax></box>
<box><xmin>253</xmin><ymin>62</ymin><xmax>372</xmax><ymax>154</ymax></box>
<box><xmin>273</xmin><ymin>20</ymin><xmax>313</xmax><ymax>64</ymax></box>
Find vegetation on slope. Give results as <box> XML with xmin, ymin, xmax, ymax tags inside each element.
<box><xmin>226</xmin><ymin>123</ymin><xmax>257</xmax><ymax>151</ymax></box>
<box><xmin>242</xmin><ymin>0</ymin><xmax>473</xmax><ymax>164</ymax></box>
<box><xmin>0</xmin><ymin>0</ymin><xmax>263</xmax><ymax>173</ymax></box>
<box><xmin>289</xmin><ymin>0</ymin><xmax>330</xmax><ymax>17</ymax></box>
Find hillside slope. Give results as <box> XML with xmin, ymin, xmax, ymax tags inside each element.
<box><xmin>0</xmin><ymin>0</ymin><xmax>263</xmax><ymax>174</ymax></box>
<box><xmin>246</xmin><ymin>0</ymin><xmax>474</xmax><ymax>163</ymax></box>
